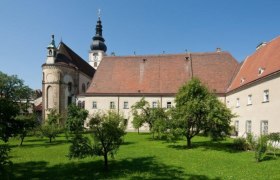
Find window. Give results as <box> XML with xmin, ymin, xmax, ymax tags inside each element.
<box><xmin>261</xmin><ymin>121</ymin><xmax>268</xmax><ymax>135</ymax></box>
<box><xmin>247</xmin><ymin>95</ymin><xmax>252</xmax><ymax>105</ymax></box>
<box><xmin>92</xmin><ymin>101</ymin><xmax>97</xmax><ymax>109</ymax></box>
<box><xmin>167</xmin><ymin>102</ymin><xmax>172</xmax><ymax>108</ymax></box>
<box><xmin>236</xmin><ymin>98</ymin><xmax>240</xmax><ymax>107</ymax></box>
<box><xmin>234</xmin><ymin>120</ymin><xmax>239</xmax><ymax>136</ymax></box>
<box><xmin>68</xmin><ymin>96</ymin><xmax>72</xmax><ymax>105</ymax></box>
<box><xmin>110</xmin><ymin>101</ymin><xmax>115</xmax><ymax>109</ymax></box>
<box><xmin>152</xmin><ymin>101</ymin><xmax>158</xmax><ymax>108</ymax></box>
<box><xmin>258</xmin><ymin>67</ymin><xmax>265</xmax><ymax>75</ymax></box>
<box><xmin>263</xmin><ymin>90</ymin><xmax>269</xmax><ymax>102</ymax></box>
<box><xmin>123</xmin><ymin>101</ymin><xmax>129</xmax><ymax>109</ymax></box>
<box><xmin>246</xmin><ymin>120</ymin><xmax>252</xmax><ymax>133</ymax></box>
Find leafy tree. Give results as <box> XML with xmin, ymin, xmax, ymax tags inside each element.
<box><xmin>0</xmin><ymin>71</ymin><xmax>34</xmax><ymax>142</ymax></box>
<box><xmin>14</xmin><ymin>114</ymin><xmax>38</xmax><ymax>146</ymax></box>
<box><xmin>131</xmin><ymin>98</ymin><xmax>151</xmax><ymax>132</ymax></box>
<box><xmin>40</xmin><ymin>110</ymin><xmax>63</xmax><ymax>143</ymax></box>
<box><xmin>66</xmin><ymin>104</ymin><xmax>88</xmax><ymax>134</ymax></box>
<box><xmin>131</xmin><ymin>98</ymin><xmax>168</xmax><ymax>138</ymax></box>
<box><xmin>171</xmin><ymin>78</ymin><xmax>234</xmax><ymax>148</ymax></box>
<box><xmin>204</xmin><ymin>95</ymin><xmax>234</xmax><ymax>141</ymax></box>
<box><xmin>69</xmin><ymin>111</ymin><xmax>126</xmax><ymax>171</ymax></box>
<box><xmin>150</xmin><ymin>106</ymin><xmax>169</xmax><ymax>139</ymax></box>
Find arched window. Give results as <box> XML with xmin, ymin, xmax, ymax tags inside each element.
<box><xmin>82</xmin><ymin>83</ymin><xmax>86</xmax><ymax>93</ymax></box>
<box><xmin>47</xmin><ymin>86</ymin><xmax>53</xmax><ymax>109</ymax></box>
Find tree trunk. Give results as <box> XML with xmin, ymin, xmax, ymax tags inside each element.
<box><xmin>20</xmin><ymin>136</ymin><xmax>24</xmax><ymax>146</ymax></box>
<box><xmin>104</xmin><ymin>153</ymin><xmax>108</xmax><ymax>171</ymax></box>
<box><xmin>187</xmin><ymin>136</ymin><xmax>192</xmax><ymax>148</ymax></box>
<box><xmin>49</xmin><ymin>137</ymin><xmax>52</xmax><ymax>143</ymax></box>
<box><xmin>137</xmin><ymin>128</ymin><xmax>139</xmax><ymax>134</ymax></box>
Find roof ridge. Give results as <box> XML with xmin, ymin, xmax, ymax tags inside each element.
<box><xmin>104</xmin><ymin>51</ymin><xmax>230</xmax><ymax>58</ymax></box>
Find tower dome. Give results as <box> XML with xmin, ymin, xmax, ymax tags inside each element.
<box><xmin>90</xmin><ymin>17</ymin><xmax>107</xmax><ymax>52</ymax></box>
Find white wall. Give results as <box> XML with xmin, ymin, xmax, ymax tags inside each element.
<box><xmin>80</xmin><ymin>95</ymin><xmax>175</xmax><ymax>131</ymax></box>
<box><xmin>226</xmin><ymin>74</ymin><xmax>280</xmax><ymax>136</ymax></box>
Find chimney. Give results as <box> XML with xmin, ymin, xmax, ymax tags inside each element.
<box><xmin>216</xmin><ymin>48</ymin><xmax>221</xmax><ymax>52</ymax></box>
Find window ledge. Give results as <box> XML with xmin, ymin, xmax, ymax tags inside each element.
<box><xmin>262</xmin><ymin>101</ymin><xmax>269</xmax><ymax>103</ymax></box>
<box><xmin>247</xmin><ymin>104</ymin><xmax>252</xmax><ymax>106</ymax></box>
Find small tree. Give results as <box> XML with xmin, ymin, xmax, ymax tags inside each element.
<box><xmin>150</xmin><ymin>106</ymin><xmax>169</xmax><ymax>139</ymax></box>
<box><xmin>40</xmin><ymin>110</ymin><xmax>63</xmax><ymax>143</ymax></box>
<box><xmin>15</xmin><ymin>114</ymin><xmax>37</xmax><ymax>146</ymax></box>
<box><xmin>131</xmin><ymin>98</ymin><xmax>151</xmax><ymax>132</ymax></box>
<box><xmin>66</xmin><ymin>104</ymin><xmax>88</xmax><ymax>134</ymax></box>
<box><xmin>171</xmin><ymin>78</ymin><xmax>234</xmax><ymax>148</ymax></box>
<box><xmin>68</xmin><ymin>111</ymin><xmax>126</xmax><ymax>171</ymax></box>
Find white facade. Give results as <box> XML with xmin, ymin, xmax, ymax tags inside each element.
<box><xmin>80</xmin><ymin>95</ymin><xmax>175</xmax><ymax>131</ymax></box>
<box><xmin>226</xmin><ymin>73</ymin><xmax>280</xmax><ymax>136</ymax></box>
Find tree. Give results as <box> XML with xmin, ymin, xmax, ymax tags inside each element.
<box><xmin>131</xmin><ymin>98</ymin><xmax>151</xmax><ymax>132</ymax></box>
<box><xmin>172</xmin><ymin>78</ymin><xmax>234</xmax><ymax>148</ymax></box>
<box><xmin>68</xmin><ymin>111</ymin><xmax>126</xmax><ymax>171</ymax></box>
<box><xmin>150</xmin><ymin>106</ymin><xmax>169</xmax><ymax>139</ymax></box>
<box><xmin>40</xmin><ymin>110</ymin><xmax>63</xmax><ymax>143</ymax></box>
<box><xmin>15</xmin><ymin>114</ymin><xmax>37</xmax><ymax>146</ymax></box>
<box><xmin>66</xmin><ymin>104</ymin><xmax>88</xmax><ymax>134</ymax></box>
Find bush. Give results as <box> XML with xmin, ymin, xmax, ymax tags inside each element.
<box><xmin>255</xmin><ymin>135</ymin><xmax>268</xmax><ymax>162</ymax></box>
<box><xmin>0</xmin><ymin>144</ymin><xmax>12</xmax><ymax>178</ymax></box>
<box><xmin>267</xmin><ymin>132</ymin><xmax>280</xmax><ymax>158</ymax></box>
<box><xmin>233</xmin><ymin>137</ymin><xmax>250</xmax><ymax>151</ymax></box>
<box><xmin>246</xmin><ymin>133</ymin><xmax>256</xmax><ymax>150</ymax></box>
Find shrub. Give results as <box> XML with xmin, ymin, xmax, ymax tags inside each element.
<box><xmin>267</xmin><ymin>132</ymin><xmax>280</xmax><ymax>158</ymax></box>
<box><xmin>255</xmin><ymin>135</ymin><xmax>268</xmax><ymax>162</ymax></box>
<box><xmin>233</xmin><ymin>137</ymin><xmax>250</xmax><ymax>151</ymax></box>
<box><xmin>246</xmin><ymin>133</ymin><xmax>256</xmax><ymax>150</ymax></box>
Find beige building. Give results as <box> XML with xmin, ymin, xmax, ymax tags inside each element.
<box><xmin>226</xmin><ymin>37</ymin><xmax>280</xmax><ymax>136</ymax></box>
<box><xmin>42</xmin><ymin>17</ymin><xmax>280</xmax><ymax>135</ymax></box>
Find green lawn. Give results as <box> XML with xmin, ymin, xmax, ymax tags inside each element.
<box><xmin>1</xmin><ymin>133</ymin><xmax>280</xmax><ymax>179</ymax></box>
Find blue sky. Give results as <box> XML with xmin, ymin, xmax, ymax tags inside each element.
<box><xmin>0</xmin><ymin>0</ymin><xmax>280</xmax><ymax>89</ymax></box>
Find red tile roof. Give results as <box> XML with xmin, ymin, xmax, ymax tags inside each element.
<box><xmin>228</xmin><ymin>36</ymin><xmax>280</xmax><ymax>92</ymax></box>
<box><xmin>87</xmin><ymin>52</ymin><xmax>239</xmax><ymax>95</ymax></box>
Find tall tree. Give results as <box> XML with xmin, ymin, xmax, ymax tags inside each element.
<box><xmin>68</xmin><ymin>111</ymin><xmax>126</xmax><ymax>171</ymax></box>
<box><xmin>172</xmin><ymin>78</ymin><xmax>234</xmax><ymax>148</ymax></box>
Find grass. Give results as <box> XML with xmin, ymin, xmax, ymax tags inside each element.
<box><xmin>1</xmin><ymin>133</ymin><xmax>280</xmax><ymax>179</ymax></box>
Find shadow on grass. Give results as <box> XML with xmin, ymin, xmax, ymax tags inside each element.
<box><xmin>5</xmin><ymin>156</ymin><xmax>221</xmax><ymax>180</ymax></box>
<box><xmin>9</xmin><ymin>139</ymin><xmax>69</xmax><ymax>149</ymax></box>
<box><xmin>167</xmin><ymin>140</ymin><xmax>238</xmax><ymax>153</ymax></box>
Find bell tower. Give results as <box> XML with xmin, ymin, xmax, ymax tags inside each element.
<box><xmin>46</xmin><ymin>35</ymin><xmax>57</xmax><ymax>64</ymax></box>
<box><xmin>89</xmin><ymin>10</ymin><xmax>107</xmax><ymax>69</ymax></box>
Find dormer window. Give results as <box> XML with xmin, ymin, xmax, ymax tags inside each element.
<box><xmin>240</xmin><ymin>78</ymin><xmax>245</xmax><ymax>84</ymax></box>
<box><xmin>258</xmin><ymin>67</ymin><xmax>265</xmax><ymax>75</ymax></box>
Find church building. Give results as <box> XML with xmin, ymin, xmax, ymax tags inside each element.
<box><xmin>42</xmin><ymin>16</ymin><xmax>280</xmax><ymax>135</ymax></box>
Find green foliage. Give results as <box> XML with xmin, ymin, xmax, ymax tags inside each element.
<box><xmin>267</xmin><ymin>132</ymin><xmax>280</xmax><ymax>158</ymax></box>
<box><xmin>68</xmin><ymin>134</ymin><xmax>92</xmax><ymax>159</ymax></box>
<box><xmin>255</xmin><ymin>135</ymin><xmax>268</xmax><ymax>162</ymax></box>
<box><xmin>15</xmin><ymin>114</ymin><xmax>38</xmax><ymax>146</ymax></box>
<box><xmin>233</xmin><ymin>138</ymin><xmax>250</xmax><ymax>151</ymax></box>
<box><xmin>131</xmin><ymin>98</ymin><xmax>168</xmax><ymax>138</ymax></box>
<box><xmin>66</xmin><ymin>104</ymin><xmax>88</xmax><ymax>133</ymax></box>
<box><xmin>131</xmin><ymin>98</ymin><xmax>150</xmax><ymax>132</ymax></box>
<box><xmin>0</xmin><ymin>144</ymin><xmax>11</xmax><ymax>167</ymax></box>
<box><xmin>150</xmin><ymin>106</ymin><xmax>169</xmax><ymax>139</ymax></box>
<box><xmin>69</xmin><ymin>111</ymin><xmax>126</xmax><ymax>170</ymax></box>
<box><xmin>40</xmin><ymin>111</ymin><xmax>63</xmax><ymax>143</ymax></box>
<box><xmin>171</xmin><ymin>78</ymin><xmax>234</xmax><ymax>147</ymax></box>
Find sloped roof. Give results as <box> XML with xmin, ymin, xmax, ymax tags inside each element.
<box><xmin>228</xmin><ymin>36</ymin><xmax>280</xmax><ymax>92</ymax></box>
<box><xmin>54</xmin><ymin>42</ymin><xmax>95</xmax><ymax>77</ymax></box>
<box><xmin>87</xmin><ymin>52</ymin><xmax>239</xmax><ymax>95</ymax></box>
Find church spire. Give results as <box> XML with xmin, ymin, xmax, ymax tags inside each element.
<box><xmin>90</xmin><ymin>11</ymin><xmax>107</xmax><ymax>52</ymax></box>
